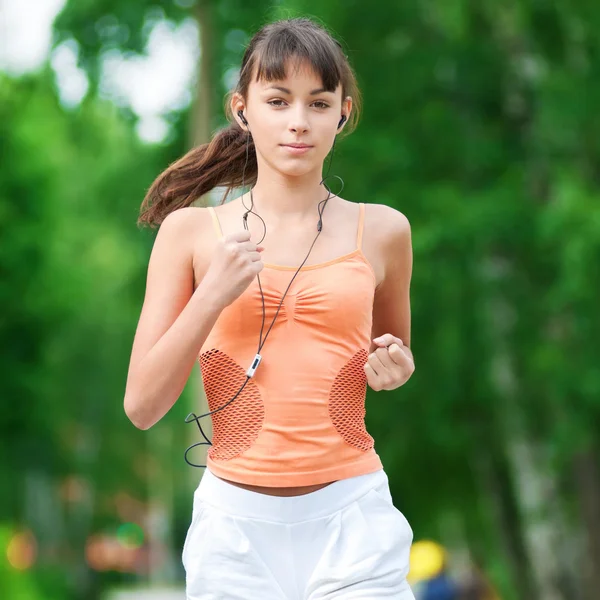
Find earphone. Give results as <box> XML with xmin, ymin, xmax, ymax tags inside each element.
<box><xmin>184</xmin><ymin>109</ymin><xmax>345</xmax><ymax>468</ymax></box>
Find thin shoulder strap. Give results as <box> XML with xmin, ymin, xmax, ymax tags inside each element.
<box><xmin>356</xmin><ymin>202</ymin><xmax>365</xmax><ymax>250</ymax></box>
<box><xmin>207</xmin><ymin>206</ymin><xmax>224</xmax><ymax>240</ymax></box>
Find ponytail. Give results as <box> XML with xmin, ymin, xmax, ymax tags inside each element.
<box><xmin>138</xmin><ymin>123</ymin><xmax>257</xmax><ymax>227</ymax></box>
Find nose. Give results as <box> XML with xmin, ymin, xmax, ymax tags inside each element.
<box><xmin>288</xmin><ymin>105</ymin><xmax>310</xmax><ymax>133</ymax></box>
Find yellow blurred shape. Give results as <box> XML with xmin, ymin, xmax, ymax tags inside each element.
<box><xmin>408</xmin><ymin>539</ymin><xmax>446</xmax><ymax>584</ymax></box>
<box><xmin>6</xmin><ymin>529</ymin><xmax>37</xmax><ymax>570</ymax></box>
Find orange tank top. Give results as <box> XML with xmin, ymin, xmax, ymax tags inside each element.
<box><xmin>199</xmin><ymin>202</ymin><xmax>383</xmax><ymax>487</ymax></box>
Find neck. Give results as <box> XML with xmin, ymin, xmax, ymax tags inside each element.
<box><xmin>246</xmin><ymin>162</ymin><xmax>331</xmax><ymax>223</ymax></box>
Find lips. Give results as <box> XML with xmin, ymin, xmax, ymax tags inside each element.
<box><xmin>282</xmin><ymin>143</ymin><xmax>312</xmax><ymax>148</ymax></box>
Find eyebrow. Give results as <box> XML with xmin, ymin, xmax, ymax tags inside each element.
<box><xmin>264</xmin><ymin>85</ymin><xmax>332</xmax><ymax>95</ymax></box>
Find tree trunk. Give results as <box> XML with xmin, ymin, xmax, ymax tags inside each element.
<box><xmin>185</xmin><ymin>0</ymin><xmax>214</xmax><ymax>493</ymax></box>
<box><xmin>189</xmin><ymin>0</ymin><xmax>214</xmax><ymax>149</ymax></box>
<box><xmin>573</xmin><ymin>448</ymin><xmax>600</xmax><ymax>600</ymax></box>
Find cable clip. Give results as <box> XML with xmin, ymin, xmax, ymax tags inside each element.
<box><xmin>246</xmin><ymin>353</ymin><xmax>262</xmax><ymax>378</ymax></box>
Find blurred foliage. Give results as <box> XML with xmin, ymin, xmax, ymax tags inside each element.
<box><xmin>2</xmin><ymin>0</ymin><xmax>600</xmax><ymax>599</ymax></box>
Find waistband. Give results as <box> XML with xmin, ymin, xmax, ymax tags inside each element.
<box><xmin>195</xmin><ymin>467</ymin><xmax>388</xmax><ymax>524</ymax></box>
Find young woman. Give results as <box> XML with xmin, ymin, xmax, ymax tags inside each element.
<box><xmin>125</xmin><ymin>17</ymin><xmax>415</xmax><ymax>600</ymax></box>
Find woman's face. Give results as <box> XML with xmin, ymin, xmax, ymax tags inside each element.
<box><xmin>233</xmin><ymin>59</ymin><xmax>351</xmax><ymax>178</ymax></box>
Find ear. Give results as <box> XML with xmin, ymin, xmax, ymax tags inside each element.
<box><xmin>338</xmin><ymin>96</ymin><xmax>353</xmax><ymax>133</ymax></box>
<box><xmin>231</xmin><ymin>92</ymin><xmax>248</xmax><ymax>130</ymax></box>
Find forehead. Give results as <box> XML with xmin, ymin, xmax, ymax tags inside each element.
<box><xmin>250</xmin><ymin>57</ymin><xmax>337</xmax><ymax>93</ymax></box>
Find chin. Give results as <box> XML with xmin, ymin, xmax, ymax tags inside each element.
<box><xmin>275</xmin><ymin>161</ymin><xmax>316</xmax><ymax>178</ymax></box>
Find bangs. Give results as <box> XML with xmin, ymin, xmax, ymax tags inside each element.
<box><xmin>252</xmin><ymin>33</ymin><xmax>343</xmax><ymax>92</ymax></box>
<box><xmin>232</xmin><ymin>17</ymin><xmax>360</xmax><ymax>133</ymax></box>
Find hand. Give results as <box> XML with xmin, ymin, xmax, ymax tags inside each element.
<box><xmin>364</xmin><ymin>334</ymin><xmax>415</xmax><ymax>391</ymax></box>
<box><xmin>202</xmin><ymin>230</ymin><xmax>264</xmax><ymax>309</ymax></box>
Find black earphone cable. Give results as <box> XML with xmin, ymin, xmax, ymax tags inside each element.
<box><xmin>184</xmin><ymin>116</ymin><xmax>344</xmax><ymax>468</ymax></box>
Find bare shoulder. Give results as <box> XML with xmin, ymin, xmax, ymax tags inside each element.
<box><xmin>156</xmin><ymin>205</ymin><xmax>216</xmax><ymax>245</ymax></box>
<box><xmin>168</xmin><ymin>206</ymin><xmax>221</xmax><ymax>288</ymax></box>
<box><xmin>363</xmin><ymin>202</ymin><xmax>411</xmax><ymax>269</ymax></box>
<box><xmin>152</xmin><ymin>206</ymin><xmax>214</xmax><ymax>275</ymax></box>
<box><xmin>364</xmin><ymin>202</ymin><xmax>411</xmax><ymax>241</ymax></box>
<box><xmin>149</xmin><ymin>208</ymin><xmax>192</xmax><ymax>255</ymax></box>
<box><xmin>157</xmin><ymin>205</ymin><xmax>208</xmax><ymax>236</ymax></box>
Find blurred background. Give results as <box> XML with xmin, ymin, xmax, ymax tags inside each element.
<box><xmin>2</xmin><ymin>0</ymin><xmax>600</xmax><ymax>599</ymax></box>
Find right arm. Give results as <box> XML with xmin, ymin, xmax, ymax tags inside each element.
<box><xmin>124</xmin><ymin>208</ymin><xmax>221</xmax><ymax>429</ymax></box>
<box><xmin>123</xmin><ymin>207</ymin><xmax>263</xmax><ymax>430</ymax></box>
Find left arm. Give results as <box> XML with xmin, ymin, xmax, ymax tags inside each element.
<box><xmin>364</xmin><ymin>206</ymin><xmax>414</xmax><ymax>391</ymax></box>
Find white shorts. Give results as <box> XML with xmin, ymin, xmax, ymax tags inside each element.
<box><xmin>182</xmin><ymin>468</ymin><xmax>415</xmax><ymax>599</ymax></box>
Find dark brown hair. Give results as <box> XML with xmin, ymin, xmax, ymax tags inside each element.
<box><xmin>138</xmin><ymin>17</ymin><xmax>362</xmax><ymax>227</ymax></box>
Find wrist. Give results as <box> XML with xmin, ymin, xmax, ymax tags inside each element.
<box><xmin>192</xmin><ymin>278</ymin><xmax>227</xmax><ymax>315</ymax></box>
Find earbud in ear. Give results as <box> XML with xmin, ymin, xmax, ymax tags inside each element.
<box><xmin>237</xmin><ymin>110</ymin><xmax>249</xmax><ymax>127</ymax></box>
<box><xmin>337</xmin><ymin>115</ymin><xmax>347</xmax><ymax>129</ymax></box>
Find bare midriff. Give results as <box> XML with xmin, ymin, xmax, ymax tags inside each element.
<box><xmin>216</xmin><ymin>475</ymin><xmax>336</xmax><ymax>497</ymax></box>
